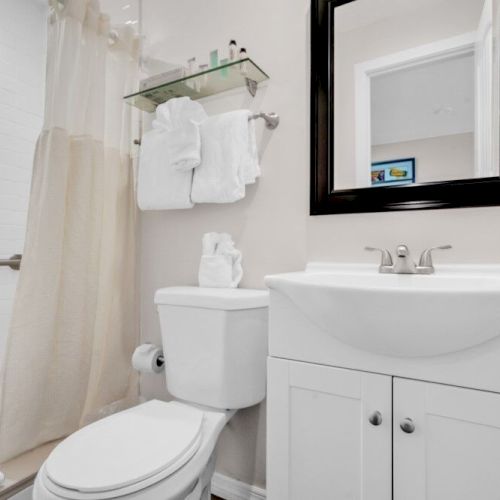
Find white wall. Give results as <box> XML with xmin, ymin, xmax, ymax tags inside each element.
<box><xmin>0</xmin><ymin>0</ymin><xmax>46</xmax><ymax>365</ymax></box>
<box><xmin>139</xmin><ymin>0</ymin><xmax>500</xmax><ymax>491</ymax></box>
<box><xmin>372</xmin><ymin>132</ymin><xmax>475</xmax><ymax>183</ymax></box>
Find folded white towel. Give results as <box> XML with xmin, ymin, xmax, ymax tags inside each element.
<box><xmin>153</xmin><ymin>97</ymin><xmax>207</xmax><ymax>171</ymax></box>
<box><xmin>154</xmin><ymin>96</ymin><xmax>207</xmax><ymax>130</ymax></box>
<box><xmin>191</xmin><ymin>110</ymin><xmax>260</xmax><ymax>204</ymax></box>
<box><xmin>198</xmin><ymin>232</ymin><xmax>243</xmax><ymax>288</ymax></box>
<box><xmin>241</xmin><ymin>116</ymin><xmax>261</xmax><ymax>184</ymax></box>
<box><xmin>165</xmin><ymin>121</ymin><xmax>202</xmax><ymax>171</ymax></box>
<box><xmin>137</xmin><ymin>128</ymin><xmax>194</xmax><ymax>210</ymax></box>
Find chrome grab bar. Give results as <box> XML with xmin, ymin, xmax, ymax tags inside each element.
<box><xmin>0</xmin><ymin>254</ymin><xmax>22</xmax><ymax>270</ymax></box>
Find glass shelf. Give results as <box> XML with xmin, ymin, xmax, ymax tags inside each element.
<box><xmin>124</xmin><ymin>58</ymin><xmax>269</xmax><ymax>112</ymax></box>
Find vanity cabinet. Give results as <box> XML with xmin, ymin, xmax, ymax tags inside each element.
<box><xmin>394</xmin><ymin>378</ymin><xmax>500</xmax><ymax>499</ymax></box>
<box><xmin>267</xmin><ymin>358</ymin><xmax>392</xmax><ymax>500</ymax></box>
<box><xmin>268</xmin><ymin>358</ymin><xmax>500</xmax><ymax>500</ymax></box>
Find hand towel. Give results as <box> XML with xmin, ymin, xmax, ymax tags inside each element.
<box><xmin>241</xmin><ymin>116</ymin><xmax>261</xmax><ymax>184</ymax></box>
<box><xmin>191</xmin><ymin>110</ymin><xmax>260</xmax><ymax>203</ymax></box>
<box><xmin>153</xmin><ymin>97</ymin><xmax>207</xmax><ymax>171</ymax></box>
<box><xmin>137</xmin><ymin>127</ymin><xmax>194</xmax><ymax>210</ymax></box>
<box><xmin>165</xmin><ymin>121</ymin><xmax>202</xmax><ymax>171</ymax></box>
<box><xmin>198</xmin><ymin>232</ymin><xmax>243</xmax><ymax>288</ymax></box>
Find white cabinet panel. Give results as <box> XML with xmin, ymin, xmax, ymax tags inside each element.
<box><xmin>267</xmin><ymin>358</ymin><xmax>391</xmax><ymax>500</ymax></box>
<box><xmin>394</xmin><ymin>378</ymin><xmax>500</xmax><ymax>500</ymax></box>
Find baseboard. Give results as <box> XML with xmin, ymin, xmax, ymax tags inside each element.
<box><xmin>211</xmin><ymin>472</ymin><xmax>266</xmax><ymax>500</ymax></box>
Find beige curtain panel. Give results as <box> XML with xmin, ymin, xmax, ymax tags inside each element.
<box><xmin>0</xmin><ymin>0</ymin><xmax>140</xmax><ymax>462</ymax></box>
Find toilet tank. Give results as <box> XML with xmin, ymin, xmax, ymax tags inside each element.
<box><xmin>154</xmin><ymin>287</ymin><xmax>269</xmax><ymax>410</ymax></box>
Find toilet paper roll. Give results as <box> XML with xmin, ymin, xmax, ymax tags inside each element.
<box><xmin>132</xmin><ymin>344</ymin><xmax>164</xmax><ymax>374</ymax></box>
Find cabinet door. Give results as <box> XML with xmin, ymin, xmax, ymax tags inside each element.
<box><xmin>267</xmin><ymin>358</ymin><xmax>392</xmax><ymax>500</ymax></box>
<box><xmin>394</xmin><ymin>378</ymin><xmax>500</xmax><ymax>499</ymax></box>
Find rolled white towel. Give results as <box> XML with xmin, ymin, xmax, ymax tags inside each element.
<box><xmin>215</xmin><ymin>233</ymin><xmax>243</xmax><ymax>287</ymax></box>
<box><xmin>198</xmin><ymin>255</ymin><xmax>234</xmax><ymax>288</ymax></box>
<box><xmin>198</xmin><ymin>232</ymin><xmax>243</xmax><ymax>288</ymax></box>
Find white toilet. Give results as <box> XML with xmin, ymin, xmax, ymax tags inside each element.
<box><xmin>33</xmin><ymin>287</ymin><xmax>269</xmax><ymax>500</ymax></box>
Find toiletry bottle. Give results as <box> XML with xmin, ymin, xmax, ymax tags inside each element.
<box><xmin>187</xmin><ymin>57</ymin><xmax>196</xmax><ymax>76</ymax></box>
<box><xmin>210</xmin><ymin>49</ymin><xmax>219</xmax><ymax>68</ymax></box>
<box><xmin>187</xmin><ymin>57</ymin><xmax>197</xmax><ymax>90</ymax></box>
<box><xmin>220</xmin><ymin>58</ymin><xmax>229</xmax><ymax>78</ymax></box>
<box><xmin>199</xmin><ymin>64</ymin><xmax>209</xmax><ymax>89</ymax></box>
<box><xmin>229</xmin><ymin>40</ymin><xmax>238</xmax><ymax>60</ymax></box>
<box><xmin>239</xmin><ymin>47</ymin><xmax>248</xmax><ymax>75</ymax></box>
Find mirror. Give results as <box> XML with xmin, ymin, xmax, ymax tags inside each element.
<box><xmin>311</xmin><ymin>0</ymin><xmax>500</xmax><ymax>214</ymax></box>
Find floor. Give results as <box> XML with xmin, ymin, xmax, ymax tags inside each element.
<box><xmin>0</xmin><ymin>485</ymin><xmax>225</xmax><ymax>499</ymax></box>
<box><xmin>0</xmin><ymin>440</ymin><xmax>62</xmax><ymax>497</ymax></box>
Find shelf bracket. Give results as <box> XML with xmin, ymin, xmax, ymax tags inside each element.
<box><xmin>245</xmin><ymin>78</ymin><xmax>258</xmax><ymax>97</ymax></box>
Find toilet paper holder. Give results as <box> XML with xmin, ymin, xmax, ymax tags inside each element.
<box><xmin>156</xmin><ymin>354</ymin><xmax>165</xmax><ymax>368</ymax></box>
<box><xmin>132</xmin><ymin>344</ymin><xmax>165</xmax><ymax>374</ymax></box>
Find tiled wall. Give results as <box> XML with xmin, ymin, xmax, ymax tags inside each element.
<box><xmin>0</xmin><ymin>0</ymin><xmax>47</xmax><ymax>363</ymax></box>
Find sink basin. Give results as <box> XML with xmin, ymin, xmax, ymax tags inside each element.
<box><xmin>265</xmin><ymin>263</ymin><xmax>500</xmax><ymax>357</ymax></box>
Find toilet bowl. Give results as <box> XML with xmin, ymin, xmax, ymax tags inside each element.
<box><xmin>33</xmin><ymin>287</ymin><xmax>269</xmax><ymax>500</ymax></box>
<box><xmin>34</xmin><ymin>401</ymin><xmax>231</xmax><ymax>500</ymax></box>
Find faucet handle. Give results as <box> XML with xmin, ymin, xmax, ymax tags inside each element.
<box><xmin>418</xmin><ymin>245</ymin><xmax>452</xmax><ymax>267</ymax></box>
<box><xmin>365</xmin><ymin>246</ymin><xmax>393</xmax><ymax>267</ymax></box>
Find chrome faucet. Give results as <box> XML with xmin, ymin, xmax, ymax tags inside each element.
<box><xmin>365</xmin><ymin>244</ymin><xmax>452</xmax><ymax>274</ymax></box>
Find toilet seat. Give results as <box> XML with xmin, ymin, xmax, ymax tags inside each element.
<box><xmin>43</xmin><ymin>401</ymin><xmax>204</xmax><ymax>499</ymax></box>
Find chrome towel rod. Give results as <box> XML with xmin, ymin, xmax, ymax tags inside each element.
<box><xmin>133</xmin><ymin>111</ymin><xmax>279</xmax><ymax>145</ymax></box>
<box><xmin>249</xmin><ymin>112</ymin><xmax>280</xmax><ymax>129</ymax></box>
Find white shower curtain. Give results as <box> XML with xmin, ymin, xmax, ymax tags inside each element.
<box><xmin>0</xmin><ymin>0</ymin><xmax>139</xmax><ymax>462</ymax></box>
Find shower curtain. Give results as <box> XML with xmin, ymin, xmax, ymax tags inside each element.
<box><xmin>0</xmin><ymin>0</ymin><xmax>139</xmax><ymax>462</ymax></box>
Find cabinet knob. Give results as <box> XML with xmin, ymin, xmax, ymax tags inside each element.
<box><xmin>368</xmin><ymin>410</ymin><xmax>383</xmax><ymax>426</ymax></box>
<box><xmin>400</xmin><ymin>418</ymin><xmax>415</xmax><ymax>434</ymax></box>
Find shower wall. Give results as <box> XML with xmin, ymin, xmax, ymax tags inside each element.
<box><xmin>0</xmin><ymin>0</ymin><xmax>47</xmax><ymax>365</ymax></box>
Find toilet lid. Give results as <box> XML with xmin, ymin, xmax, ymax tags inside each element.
<box><xmin>45</xmin><ymin>401</ymin><xmax>204</xmax><ymax>493</ymax></box>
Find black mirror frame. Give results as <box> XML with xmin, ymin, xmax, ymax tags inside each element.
<box><xmin>310</xmin><ymin>0</ymin><xmax>500</xmax><ymax>215</ymax></box>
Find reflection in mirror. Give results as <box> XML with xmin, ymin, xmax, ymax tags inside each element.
<box><xmin>333</xmin><ymin>0</ymin><xmax>500</xmax><ymax>190</ymax></box>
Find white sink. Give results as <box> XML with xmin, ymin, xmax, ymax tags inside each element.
<box><xmin>265</xmin><ymin>263</ymin><xmax>500</xmax><ymax>358</ymax></box>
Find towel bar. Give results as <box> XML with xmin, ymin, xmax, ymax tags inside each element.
<box><xmin>249</xmin><ymin>112</ymin><xmax>280</xmax><ymax>129</ymax></box>
<box><xmin>133</xmin><ymin>111</ymin><xmax>279</xmax><ymax>145</ymax></box>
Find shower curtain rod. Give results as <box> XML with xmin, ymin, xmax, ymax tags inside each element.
<box><xmin>133</xmin><ymin>111</ymin><xmax>280</xmax><ymax>145</ymax></box>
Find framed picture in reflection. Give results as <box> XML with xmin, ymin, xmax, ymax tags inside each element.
<box><xmin>371</xmin><ymin>158</ymin><xmax>416</xmax><ymax>187</ymax></box>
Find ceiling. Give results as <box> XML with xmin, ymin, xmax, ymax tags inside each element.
<box><xmin>371</xmin><ymin>51</ymin><xmax>475</xmax><ymax>146</ymax></box>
